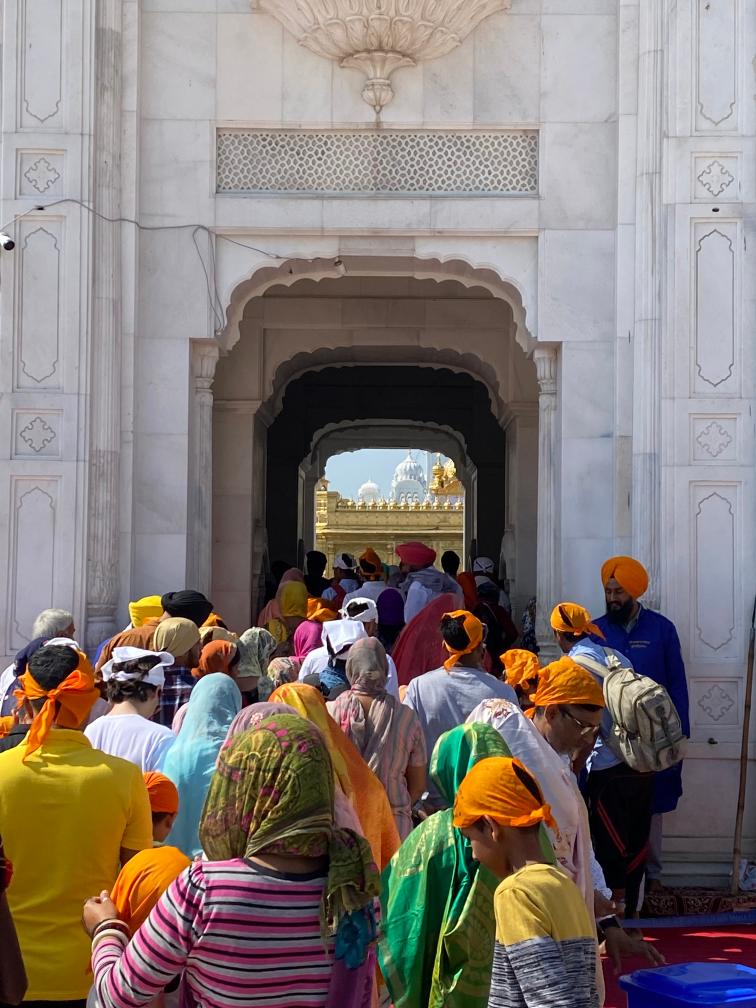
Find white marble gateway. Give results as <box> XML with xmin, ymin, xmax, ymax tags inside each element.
<box><xmin>0</xmin><ymin>0</ymin><xmax>754</xmax><ymax>877</ymax></box>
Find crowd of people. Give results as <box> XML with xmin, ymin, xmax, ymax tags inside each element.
<box><xmin>0</xmin><ymin>542</ymin><xmax>689</xmax><ymax>1008</ymax></box>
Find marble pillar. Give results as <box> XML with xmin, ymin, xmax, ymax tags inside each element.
<box><xmin>188</xmin><ymin>340</ymin><xmax>220</xmax><ymax>597</ymax></box>
<box><xmin>534</xmin><ymin>345</ymin><xmax>560</xmax><ymax>656</ymax></box>
<box><xmin>85</xmin><ymin>0</ymin><xmax>123</xmax><ymax>650</ymax></box>
<box><xmin>631</xmin><ymin>0</ymin><xmax>665</xmax><ymax>609</ymax></box>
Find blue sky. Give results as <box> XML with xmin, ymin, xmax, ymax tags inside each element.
<box><xmin>324</xmin><ymin>448</ymin><xmax>435</xmax><ymax>500</ymax></box>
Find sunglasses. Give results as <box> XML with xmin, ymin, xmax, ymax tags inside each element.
<box><xmin>559</xmin><ymin>706</ymin><xmax>601</xmax><ymax>738</ymax></box>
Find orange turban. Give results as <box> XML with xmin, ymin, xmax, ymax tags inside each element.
<box><xmin>601</xmin><ymin>555</ymin><xmax>649</xmax><ymax>600</ymax></box>
<box><xmin>441</xmin><ymin>611</ymin><xmax>485</xmax><ymax>671</ymax></box>
<box><xmin>143</xmin><ymin>771</ymin><xmax>180</xmax><ymax>815</ymax></box>
<box><xmin>453</xmin><ymin>756</ymin><xmax>557</xmax><ymax>831</ymax></box>
<box><xmin>359</xmin><ymin>548</ymin><xmax>384</xmax><ymax>581</ymax></box>
<box><xmin>17</xmin><ymin>650</ymin><xmax>99</xmax><ymax>762</ymax></box>
<box><xmin>111</xmin><ymin>846</ymin><xmax>190</xmax><ymax>932</ymax></box>
<box><xmin>525</xmin><ymin>656</ymin><xmax>605</xmax><ymax>717</ymax></box>
<box><xmin>307</xmin><ymin>597</ymin><xmax>340</xmax><ymax>622</ymax></box>
<box><xmin>549</xmin><ymin>602</ymin><xmax>605</xmax><ymax>640</ymax></box>
<box><xmin>502</xmin><ymin>649</ymin><xmax>540</xmax><ymax>689</ymax></box>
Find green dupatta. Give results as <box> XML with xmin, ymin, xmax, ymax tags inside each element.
<box><xmin>378</xmin><ymin>722</ymin><xmax>555</xmax><ymax>1008</ymax></box>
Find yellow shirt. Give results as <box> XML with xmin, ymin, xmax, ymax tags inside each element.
<box><xmin>490</xmin><ymin>864</ymin><xmax>598</xmax><ymax>1008</ymax></box>
<box><xmin>0</xmin><ymin>729</ymin><xmax>153</xmax><ymax>999</ymax></box>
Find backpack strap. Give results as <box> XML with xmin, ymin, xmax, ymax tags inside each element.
<box><xmin>572</xmin><ymin>652</ymin><xmax>610</xmax><ymax>679</ymax></box>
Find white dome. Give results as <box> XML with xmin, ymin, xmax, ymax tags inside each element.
<box><xmin>357</xmin><ymin>479</ymin><xmax>381</xmax><ymax>503</ymax></box>
<box><xmin>393</xmin><ymin>451</ymin><xmax>426</xmax><ymax>487</ymax></box>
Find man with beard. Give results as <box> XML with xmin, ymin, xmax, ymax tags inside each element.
<box><xmin>593</xmin><ymin>556</ymin><xmax>689</xmax><ymax>897</ymax></box>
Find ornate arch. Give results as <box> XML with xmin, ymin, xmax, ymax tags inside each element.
<box><xmin>217</xmin><ymin>253</ymin><xmax>535</xmax><ymax>358</ymax></box>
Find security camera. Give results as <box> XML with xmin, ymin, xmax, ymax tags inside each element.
<box><xmin>0</xmin><ymin>234</ymin><xmax>15</xmax><ymax>251</ymax></box>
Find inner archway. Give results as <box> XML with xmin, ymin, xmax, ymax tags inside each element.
<box><xmin>210</xmin><ymin>268</ymin><xmax>542</xmax><ymax>631</ymax></box>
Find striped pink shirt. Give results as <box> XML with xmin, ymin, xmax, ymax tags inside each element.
<box><xmin>93</xmin><ymin>859</ymin><xmax>363</xmax><ymax>1008</ymax></box>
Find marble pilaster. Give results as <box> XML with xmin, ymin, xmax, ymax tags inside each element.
<box><xmin>85</xmin><ymin>0</ymin><xmax>123</xmax><ymax>650</ymax></box>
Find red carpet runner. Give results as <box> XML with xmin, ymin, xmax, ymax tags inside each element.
<box><xmin>603</xmin><ymin>927</ymin><xmax>756</xmax><ymax>1007</ymax></box>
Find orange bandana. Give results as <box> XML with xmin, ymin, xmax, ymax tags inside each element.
<box><xmin>306</xmin><ymin>597</ymin><xmax>339</xmax><ymax>622</ymax></box>
<box><xmin>441</xmin><ymin>611</ymin><xmax>484</xmax><ymax>671</ymax></box>
<box><xmin>550</xmin><ymin>602</ymin><xmax>605</xmax><ymax>640</ymax></box>
<box><xmin>525</xmin><ymin>656</ymin><xmax>605</xmax><ymax>718</ymax></box>
<box><xmin>143</xmin><ymin>771</ymin><xmax>180</xmax><ymax>815</ymax></box>
<box><xmin>601</xmin><ymin>555</ymin><xmax>649</xmax><ymax>600</ymax></box>
<box><xmin>17</xmin><ymin>651</ymin><xmax>99</xmax><ymax>762</ymax></box>
<box><xmin>453</xmin><ymin>756</ymin><xmax>557</xmax><ymax>831</ymax></box>
<box><xmin>502</xmin><ymin>649</ymin><xmax>540</xmax><ymax>689</ymax></box>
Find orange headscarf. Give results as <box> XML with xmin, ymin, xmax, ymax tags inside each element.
<box><xmin>143</xmin><ymin>771</ymin><xmax>180</xmax><ymax>815</ymax></box>
<box><xmin>307</xmin><ymin>597</ymin><xmax>340</xmax><ymax>623</ymax></box>
<box><xmin>525</xmin><ymin>656</ymin><xmax>605</xmax><ymax>717</ymax></box>
<box><xmin>549</xmin><ymin>602</ymin><xmax>605</xmax><ymax>640</ymax></box>
<box><xmin>359</xmin><ymin>548</ymin><xmax>384</xmax><ymax>582</ymax></box>
<box><xmin>456</xmin><ymin>572</ymin><xmax>478</xmax><ymax>611</ymax></box>
<box><xmin>0</xmin><ymin>715</ymin><xmax>15</xmax><ymax>739</ymax></box>
<box><xmin>502</xmin><ymin>648</ymin><xmax>540</xmax><ymax>689</ymax></box>
<box><xmin>201</xmin><ymin>612</ymin><xmax>228</xmax><ymax>629</ymax></box>
<box><xmin>194</xmin><ymin>640</ymin><xmax>238</xmax><ymax>679</ymax></box>
<box><xmin>268</xmin><ymin>682</ymin><xmax>400</xmax><ymax>870</ymax></box>
<box><xmin>441</xmin><ymin>610</ymin><xmax>485</xmax><ymax>671</ymax></box>
<box><xmin>601</xmin><ymin>555</ymin><xmax>649</xmax><ymax>600</ymax></box>
<box><xmin>17</xmin><ymin>650</ymin><xmax>99</xmax><ymax>762</ymax></box>
<box><xmin>453</xmin><ymin>755</ymin><xmax>557</xmax><ymax>831</ymax></box>
<box><xmin>110</xmin><ymin>846</ymin><xmax>190</xmax><ymax>932</ymax></box>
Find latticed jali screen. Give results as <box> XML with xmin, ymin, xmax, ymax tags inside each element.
<box><xmin>216</xmin><ymin>129</ymin><xmax>539</xmax><ymax>195</ymax></box>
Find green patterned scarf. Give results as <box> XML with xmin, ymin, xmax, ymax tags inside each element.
<box><xmin>200</xmin><ymin>714</ymin><xmax>379</xmax><ymax>934</ymax></box>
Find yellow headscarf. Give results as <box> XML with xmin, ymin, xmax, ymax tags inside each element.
<box><xmin>441</xmin><ymin>610</ymin><xmax>484</xmax><ymax>671</ymax></box>
<box><xmin>279</xmin><ymin>581</ymin><xmax>308</xmax><ymax>619</ymax></box>
<box><xmin>453</xmin><ymin>756</ymin><xmax>557</xmax><ymax>831</ymax></box>
<box><xmin>128</xmin><ymin>595</ymin><xmax>163</xmax><ymax>628</ymax></box>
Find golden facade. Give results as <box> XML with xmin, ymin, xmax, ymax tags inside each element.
<box><xmin>314</xmin><ymin>477</ymin><xmax>464</xmax><ymax>567</ymax></box>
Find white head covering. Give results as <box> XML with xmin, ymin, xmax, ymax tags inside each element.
<box><xmin>339</xmin><ymin>597</ymin><xmax>379</xmax><ymax>623</ymax></box>
<box><xmin>100</xmin><ymin>646</ymin><xmax>174</xmax><ymax>688</ymax></box>
<box><xmin>43</xmin><ymin>636</ymin><xmax>82</xmax><ymax>650</ymax></box>
<box><xmin>322</xmin><ymin>619</ymin><xmax>367</xmax><ymax>658</ymax></box>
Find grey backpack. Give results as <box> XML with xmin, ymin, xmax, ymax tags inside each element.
<box><xmin>573</xmin><ymin>647</ymin><xmax>687</xmax><ymax>773</ymax></box>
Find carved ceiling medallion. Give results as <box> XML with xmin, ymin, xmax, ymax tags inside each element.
<box><xmin>259</xmin><ymin>0</ymin><xmax>511</xmax><ymax>117</ymax></box>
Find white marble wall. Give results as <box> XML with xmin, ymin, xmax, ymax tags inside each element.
<box><xmin>0</xmin><ymin>0</ymin><xmax>754</xmax><ymax>870</ymax></box>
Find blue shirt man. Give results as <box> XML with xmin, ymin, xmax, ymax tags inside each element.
<box><xmin>593</xmin><ymin>556</ymin><xmax>690</xmax><ymax>890</ymax></box>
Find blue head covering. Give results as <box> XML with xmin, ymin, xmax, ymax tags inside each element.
<box><xmin>162</xmin><ymin>673</ymin><xmax>242</xmax><ymax>858</ymax></box>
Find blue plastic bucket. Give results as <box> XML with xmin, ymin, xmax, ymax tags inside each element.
<box><xmin>619</xmin><ymin>963</ymin><xmax>756</xmax><ymax>1006</ymax></box>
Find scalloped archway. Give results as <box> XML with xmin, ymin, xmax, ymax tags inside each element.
<box><xmin>208</xmin><ymin>264</ymin><xmax>547</xmax><ymax>631</ymax></box>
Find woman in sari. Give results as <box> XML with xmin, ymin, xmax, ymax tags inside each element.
<box><xmin>328</xmin><ymin>638</ymin><xmax>426</xmax><ymax>839</ymax></box>
<box><xmin>267</xmin><ymin>656</ymin><xmax>301</xmax><ymax>690</ymax></box>
<box><xmin>269</xmin><ymin>682</ymin><xmax>400</xmax><ymax>870</ymax></box>
<box><xmin>193</xmin><ymin>639</ymin><xmax>239</xmax><ymax>679</ymax></box>
<box><xmin>379</xmin><ymin>723</ymin><xmax>555</xmax><ymax>1008</ymax></box>
<box><xmin>85</xmin><ymin>716</ymin><xmax>380</xmax><ymax>1008</ymax></box>
<box><xmin>162</xmin><ymin>674</ymin><xmax>241</xmax><ymax>858</ymax></box>
<box><xmin>293</xmin><ymin>620</ymin><xmax>323</xmax><ymax>662</ymax></box>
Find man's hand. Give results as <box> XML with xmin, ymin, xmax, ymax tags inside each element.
<box><xmin>82</xmin><ymin>890</ymin><xmax>120</xmax><ymax>937</ymax></box>
<box><xmin>594</xmin><ymin>891</ymin><xmax>616</xmax><ymax>919</ymax></box>
<box><xmin>603</xmin><ymin>927</ymin><xmax>666</xmax><ymax>973</ymax></box>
